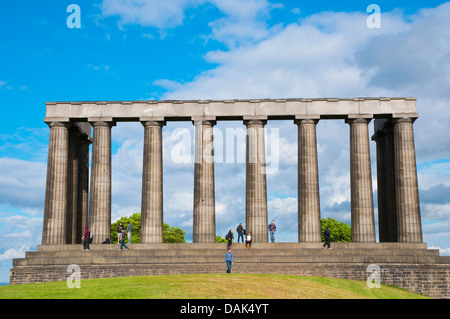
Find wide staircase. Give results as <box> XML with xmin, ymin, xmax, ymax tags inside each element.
<box><xmin>10</xmin><ymin>242</ymin><xmax>450</xmax><ymax>298</ymax></box>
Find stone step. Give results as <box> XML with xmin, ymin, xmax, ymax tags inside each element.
<box><xmin>13</xmin><ymin>253</ymin><xmax>442</xmax><ymax>267</ymax></box>
<box><xmin>36</xmin><ymin>242</ymin><xmax>429</xmax><ymax>251</ymax></box>
<box><xmin>14</xmin><ymin>242</ymin><xmax>442</xmax><ymax>267</ymax></box>
<box><xmin>25</xmin><ymin>247</ymin><xmax>440</xmax><ymax>259</ymax></box>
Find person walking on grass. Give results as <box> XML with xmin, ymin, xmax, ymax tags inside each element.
<box><xmin>119</xmin><ymin>230</ymin><xmax>129</xmax><ymax>251</ymax></box>
<box><xmin>225</xmin><ymin>248</ymin><xmax>234</xmax><ymax>273</ymax></box>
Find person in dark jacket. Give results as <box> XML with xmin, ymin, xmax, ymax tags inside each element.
<box><xmin>236</xmin><ymin>223</ymin><xmax>244</xmax><ymax>243</ymax></box>
<box><xmin>225</xmin><ymin>229</ymin><xmax>234</xmax><ymax>249</ymax></box>
<box><xmin>322</xmin><ymin>226</ymin><xmax>331</xmax><ymax>249</ymax></box>
<box><xmin>82</xmin><ymin>226</ymin><xmax>90</xmax><ymax>251</ymax></box>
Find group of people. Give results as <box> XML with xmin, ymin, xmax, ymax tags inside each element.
<box><xmin>224</xmin><ymin>222</ymin><xmax>332</xmax><ymax>273</ymax></box>
<box><xmin>82</xmin><ymin>220</ymin><xmax>332</xmax><ymax>275</ymax></box>
<box><xmin>225</xmin><ymin>223</ymin><xmax>253</xmax><ymax>250</ymax></box>
<box><xmin>225</xmin><ymin>220</ymin><xmax>278</xmax><ymax>250</ymax></box>
<box><xmin>81</xmin><ymin>221</ymin><xmax>133</xmax><ymax>251</ymax></box>
<box><xmin>223</xmin><ymin>220</ymin><xmax>278</xmax><ymax>273</ymax></box>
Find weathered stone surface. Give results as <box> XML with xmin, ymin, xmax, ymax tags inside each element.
<box><xmin>193</xmin><ymin>120</ymin><xmax>216</xmax><ymax>243</ymax></box>
<box><xmin>141</xmin><ymin>121</ymin><xmax>165</xmax><ymax>243</ymax></box>
<box><xmin>44</xmin><ymin>98</ymin><xmax>418</xmax><ymax>122</ymax></box>
<box><xmin>348</xmin><ymin>118</ymin><xmax>376</xmax><ymax>242</ymax></box>
<box><xmin>393</xmin><ymin>118</ymin><xmax>422</xmax><ymax>243</ymax></box>
<box><xmin>296</xmin><ymin>119</ymin><xmax>321</xmax><ymax>242</ymax></box>
<box><xmin>42</xmin><ymin>122</ymin><xmax>71</xmax><ymax>245</ymax></box>
<box><xmin>88</xmin><ymin>121</ymin><xmax>115</xmax><ymax>244</ymax></box>
<box><xmin>245</xmin><ymin>120</ymin><xmax>268</xmax><ymax>242</ymax></box>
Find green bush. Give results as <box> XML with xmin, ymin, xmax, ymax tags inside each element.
<box><xmin>163</xmin><ymin>223</ymin><xmax>186</xmax><ymax>243</ymax></box>
<box><xmin>110</xmin><ymin>213</ymin><xmax>186</xmax><ymax>243</ymax></box>
<box><xmin>320</xmin><ymin>217</ymin><xmax>352</xmax><ymax>242</ymax></box>
<box><xmin>111</xmin><ymin>213</ymin><xmax>141</xmax><ymax>244</ymax></box>
<box><xmin>215</xmin><ymin>235</ymin><xmax>227</xmax><ymax>243</ymax></box>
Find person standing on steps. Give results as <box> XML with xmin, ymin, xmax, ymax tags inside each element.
<box><xmin>126</xmin><ymin>221</ymin><xmax>132</xmax><ymax>244</ymax></box>
<box><xmin>117</xmin><ymin>222</ymin><xmax>124</xmax><ymax>244</ymax></box>
<box><xmin>322</xmin><ymin>226</ymin><xmax>331</xmax><ymax>249</ymax></box>
<box><xmin>236</xmin><ymin>223</ymin><xmax>244</xmax><ymax>243</ymax></box>
<box><xmin>82</xmin><ymin>226</ymin><xmax>90</xmax><ymax>251</ymax></box>
<box><xmin>268</xmin><ymin>220</ymin><xmax>277</xmax><ymax>243</ymax></box>
<box><xmin>224</xmin><ymin>248</ymin><xmax>234</xmax><ymax>273</ymax></box>
<box><xmin>245</xmin><ymin>232</ymin><xmax>252</xmax><ymax>249</ymax></box>
<box><xmin>225</xmin><ymin>229</ymin><xmax>234</xmax><ymax>249</ymax></box>
<box><xmin>119</xmin><ymin>230</ymin><xmax>129</xmax><ymax>251</ymax></box>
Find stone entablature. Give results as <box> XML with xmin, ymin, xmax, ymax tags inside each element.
<box><xmin>44</xmin><ymin>97</ymin><xmax>418</xmax><ymax>122</ymax></box>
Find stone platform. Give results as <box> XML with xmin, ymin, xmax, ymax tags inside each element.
<box><xmin>10</xmin><ymin>242</ymin><xmax>450</xmax><ymax>298</ymax></box>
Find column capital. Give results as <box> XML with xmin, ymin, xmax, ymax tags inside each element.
<box><xmin>141</xmin><ymin>120</ymin><xmax>166</xmax><ymax>128</ymax></box>
<box><xmin>192</xmin><ymin>119</ymin><xmax>216</xmax><ymax>126</ymax></box>
<box><xmin>391</xmin><ymin>117</ymin><xmax>415</xmax><ymax>125</ymax></box>
<box><xmin>89</xmin><ymin>120</ymin><xmax>116</xmax><ymax>128</ymax></box>
<box><xmin>294</xmin><ymin>119</ymin><xmax>319</xmax><ymax>126</ymax></box>
<box><xmin>345</xmin><ymin>117</ymin><xmax>372</xmax><ymax>125</ymax></box>
<box><xmin>244</xmin><ymin>119</ymin><xmax>267</xmax><ymax>127</ymax></box>
<box><xmin>45</xmin><ymin>121</ymin><xmax>72</xmax><ymax>129</ymax></box>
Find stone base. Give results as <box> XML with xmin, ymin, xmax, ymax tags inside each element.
<box><xmin>10</xmin><ymin>242</ymin><xmax>450</xmax><ymax>299</ymax></box>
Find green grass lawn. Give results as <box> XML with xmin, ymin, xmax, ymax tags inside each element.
<box><xmin>0</xmin><ymin>273</ymin><xmax>429</xmax><ymax>299</ymax></box>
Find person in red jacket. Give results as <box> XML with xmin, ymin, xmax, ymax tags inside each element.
<box><xmin>82</xmin><ymin>226</ymin><xmax>90</xmax><ymax>251</ymax></box>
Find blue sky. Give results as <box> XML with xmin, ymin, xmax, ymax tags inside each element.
<box><xmin>1</xmin><ymin>0</ymin><xmax>450</xmax><ymax>283</ymax></box>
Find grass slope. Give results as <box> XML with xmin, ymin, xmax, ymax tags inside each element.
<box><xmin>0</xmin><ymin>274</ymin><xmax>429</xmax><ymax>299</ymax></box>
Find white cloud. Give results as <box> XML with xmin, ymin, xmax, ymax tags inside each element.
<box><xmin>0</xmin><ymin>245</ymin><xmax>29</xmax><ymax>262</ymax></box>
<box><xmin>0</xmin><ymin>158</ymin><xmax>46</xmax><ymax>209</ymax></box>
<box><xmin>101</xmin><ymin>0</ymin><xmax>205</xmax><ymax>29</ymax></box>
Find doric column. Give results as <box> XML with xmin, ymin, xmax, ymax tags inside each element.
<box><xmin>347</xmin><ymin>118</ymin><xmax>376</xmax><ymax>242</ymax></box>
<box><xmin>193</xmin><ymin>120</ymin><xmax>216</xmax><ymax>243</ymax></box>
<box><xmin>141</xmin><ymin>120</ymin><xmax>165</xmax><ymax>243</ymax></box>
<box><xmin>88</xmin><ymin>121</ymin><xmax>115</xmax><ymax>244</ymax></box>
<box><xmin>42</xmin><ymin>121</ymin><xmax>71</xmax><ymax>245</ymax></box>
<box><xmin>295</xmin><ymin>119</ymin><xmax>321</xmax><ymax>242</ymax></box>
<box><xmin>372</xmin><ymin>123</ymin><xmax>397</xmax><ymax>242</ymax></box>
<box><xmin>245</xmin><ymin>119</ymin><xmax>268</xmax><ymax>242</ymax></box>
<box><xmin>66</xmin><ymin>128</ymin><xmax>80</xmax><ymax>244</ymax></box>
<box><xmin>77</xmin><ymin>135</ymin><xmax>91</xmax><ymax>243</ymax></box>
<box><xmin>393</xmin><ymin>117</ymin><xmax>422</xmax><ymax>242</ymax></box>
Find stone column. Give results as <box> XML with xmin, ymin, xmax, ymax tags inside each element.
<box><xmin>141</xmin><ymin>120</ymin><xmax>165</xmax><ymax>243</ymax></box>
<box><xmin>88</xmin><ymin>121</ymin><xmax>115</xmax><ymax>244</ymax></box>
<box><xmin>393</xmin><ymin>118</ymin><xmax>423</xmax><ymax>242</ymax></box>
<box><xmin>295</xmin><ymin>119</ymin><xmax>321</xmax><ymax>242</ymax></box>
<box><xmin>372</xmin><ymin>124</ymin><xmax>397</xmax><ymax>242</ymax></box>
<box><xmin>193</xmin><ymin>120</ymin><xmax>216</xmax><ymax>243</ymax></box>
<box><xmin>77</xmin><ymin>136</ymin><xmax>91</xmax><ymax>243</ymax></box>
<box><xmin>42</xmin><ymin>122</ymin><xmax>70</xmax><ymax>245</ymax></box>
<box><xmin>66</xmin><ymin>128</ymin><xmax>80</xmax><ymax>244</ymax></box>
<box><xmin>245</xmin><ymin>119</ymin><xmax>268</xmax><ymax>242</ymax></box>
<box><xmin>347</xmin><ymin>118</ymin><xmax>376</xmax><ymax>242</ymax></box>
